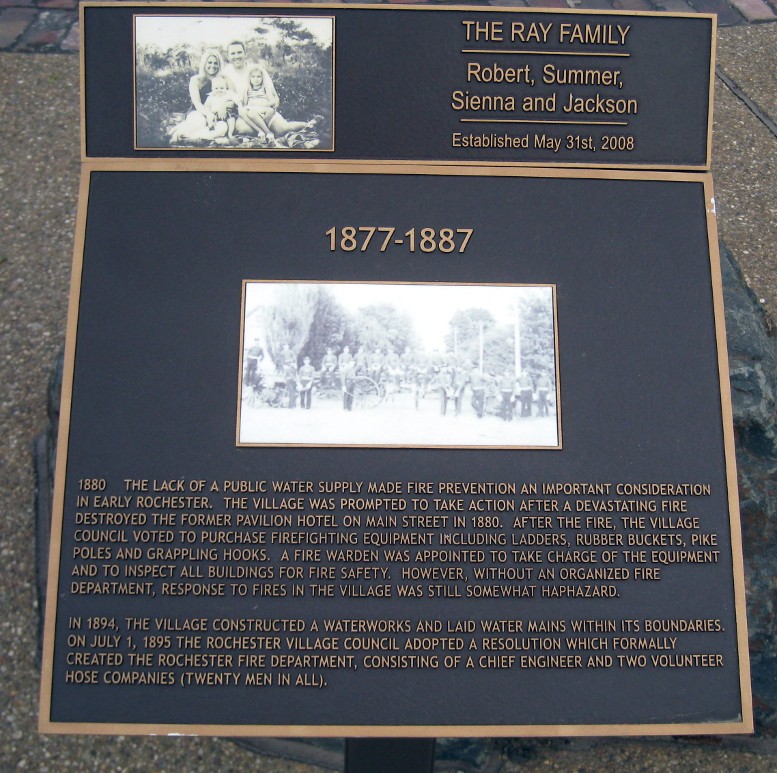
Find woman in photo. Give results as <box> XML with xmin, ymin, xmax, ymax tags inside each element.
<box><xmin>169</xmin><ymin>49</ymin><xmax>233</xmax><ymax>144</ymax></box>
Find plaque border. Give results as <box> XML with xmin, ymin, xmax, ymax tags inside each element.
<box><xmin>80</xmin><ymin>2</ymin><xmax>717</xmax><ymax>171</ymax></box>
<box><xmin>39</xmin><ymin>161</ymin><xmax>753</xmax><ymax>737</ymax></box>
<box><xmin>236</xmin><ymin>279</ymin><xmax>563</xmax><ymax>450</ymax></box>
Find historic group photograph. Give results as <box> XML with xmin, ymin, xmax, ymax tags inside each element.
<box><xmin>135</xmin><ymin>14</ymin><xmax>334</xmax><ymax>150</ymax></box>
<box><xmin>238</xmin><ymin>281</ymin><xmax>560</xmax><ymax>448</ymax></box>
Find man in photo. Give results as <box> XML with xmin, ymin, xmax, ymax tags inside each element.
<box><xmin>298</xmin><ymin>356</ymin><xmax>315</xmax><ymax>410</ymax></box>
<box><xmin>222</xmin><ymin>40</ymin><xmax>254</xmax><ymax>106</ymax></box>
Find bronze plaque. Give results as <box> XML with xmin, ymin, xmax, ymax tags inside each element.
<box><xmin>80</xmin><ymin>3</ymin><xmax>714</xmax><ymax>168</ymax></box>
<box><xmin>40</xmin><ymin>163</ymin><xmax>751</xmax><ymax>735</ymax></box>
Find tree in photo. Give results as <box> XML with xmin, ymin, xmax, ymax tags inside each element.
<box><xmin>256</xmin><ymin>18</ymin><xmax>333</xmax><ymax>128</ymax></box>
<box><xmin>518</xmin><ymin>294</ymin><xmax>556</xmax><ymax>381</ymax></box>
<box><xmin>299</xmin><ymin>289</ymin><xmax>354</xmax><ymax>368</ymax></box>
<box><xmin>262</xmin><ymin>285</ymin><xmax>320</xmax><ymax>370</ymax></box>
<box><xmin>353</xmin><ymin>304</ymin><xmax>417</xmax><ymax>356</ymax></box>
<box><xmin>445</xmin><ymin>308</ymin><xmax>496</xmax><ymax>368</ymax></box>
<box><xmin>136</xmin><ymin>42</ymin><xmax>197</xmax><ymax>147</ymax></box>
<box><xmin>481</xmin><ymin>326</ymin><xmax>515</xmax><ymax>377</ymax></box>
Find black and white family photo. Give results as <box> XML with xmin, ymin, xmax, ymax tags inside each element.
<box><xmin>238</xmin><ymin>282</ymin><xmax>560</xmax><ymax>448</ymax></box>
<box><xmin>135</xmin><ymin>15</ymin><xmax>334</xmax><ymax>150</ymax></box>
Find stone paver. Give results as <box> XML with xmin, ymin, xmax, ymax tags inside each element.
<box><xmin>39</xmin><ymin>0</ymin><xmax>78</xmax><ymax>9</ymax></box>
<box><xmin>525</xmin><ymin>0</ymin><xmax>570</xmax><ymax>6</ymax></box>
<box><xmin>567</xmin><ymin>0</ymin><xmax>615</xmax><ymax>8</ymax></box>
<box><xmin>612</xmin><ymin>0</ymin><xmax>656</xmax><ymax>10</ymax></box>
<box><xmin>653</xmin><ymin>0</ymin><xmax>698</xmax><ymax>12</ymax></box>
<box><xmin>729</xmin><ymin>0</ymin><xmax>777</xmax><ymax>20</ymax></box>
<box><xmin>59</xmin><ymin>14</ymin><xmax>76</xmax><ymax>49</ymax></box>
<box><xmin>0</xmin><ymin>6</ymin><xmax>35</xmax><ymax>48</ymax></box>
<box><xmin>0</xmin><ymin>0</ymin><xmax>774</xmax><ymax>53</ymax></box>
<box><xmin>691</xmin><ymin>0</ymin><xmax>746</xmax><ymax>24</ymax></box>
<box><xmin>14</xmin><ymin>8</ymin><xmax>69</xmax><ymax>51</ymax></box>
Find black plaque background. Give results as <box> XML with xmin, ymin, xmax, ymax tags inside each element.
<box><xmin>83</xmin><ymin>4</ymin><xmax>713</xmax><ymax>167</ymax></box>
<box><xmin>46</xmin><ymin>169</ymin><xmax>745</xmax><ymax>729</ymax></box>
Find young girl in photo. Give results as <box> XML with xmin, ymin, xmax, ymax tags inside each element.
<box><xmin>238</xmin><ymin>66</ymin><xmax>316</xmax><ymax>140</ymax></box>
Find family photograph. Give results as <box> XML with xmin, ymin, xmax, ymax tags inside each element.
<box><xmin>135</xmin><ymin>15</ymin><xmax>334</xmax><ymax>150</ymax></box>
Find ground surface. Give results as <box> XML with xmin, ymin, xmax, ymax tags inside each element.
<box><xmin>1</xmin><ymin>14</ymin><xmax>776</xmax><ymax>773</ymax></box>
<box><xmin>240</xmin><ymin>388</ymin><xmax>559</xmax><ymax>448</ymax></box>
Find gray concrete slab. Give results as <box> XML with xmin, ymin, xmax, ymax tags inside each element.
<box><xmin>713</xmin><ymin>24</ymin><xmax>777</xmax><ymax>313</ymax></box>
<box><xmin>713</xmin><ymin>81</ymin><xmax>777</xmax><ymax>312</ymax></box>
<box><xmin>716</xmin><ymin>24</ymin><xmax>777</xmax><ymax>118</ymax></box>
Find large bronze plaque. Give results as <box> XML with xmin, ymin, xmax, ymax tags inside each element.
<box><xmin>40</xmin><ymin>163</ymin><xmax>751</xmax><ymax>735</ymax></box>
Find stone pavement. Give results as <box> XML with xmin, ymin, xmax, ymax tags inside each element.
<box><xmin>0</xmin><ymin>0</ymin><xmax>776</xmax><ymax>53</ymax></box>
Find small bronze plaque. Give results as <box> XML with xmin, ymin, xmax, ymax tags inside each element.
<box><xmin>80</xmin><ymin>3</ymin><xmax>714</xmax><ymax>168</ymax></box>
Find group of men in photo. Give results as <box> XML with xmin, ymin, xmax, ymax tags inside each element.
<box><xmin>243</xmin><ymin>340</ymin><xmax>555</xmax><ymax>419</ymax></box>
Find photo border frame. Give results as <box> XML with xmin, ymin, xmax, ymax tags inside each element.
<box><xmin>236</xmin><ymin>279</ymin><xmax>562</xmax><ymax>450</ymax></box>
<box><xmin>132</xmin><ymin>11</ymin><xmax>336</xmax><ymax>153</ymax></box>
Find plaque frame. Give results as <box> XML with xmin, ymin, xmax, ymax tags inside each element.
<box><xmin>39</xmin><ymin>160</ymin><xmax>753</xmax><ymax>737</ymax></box>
